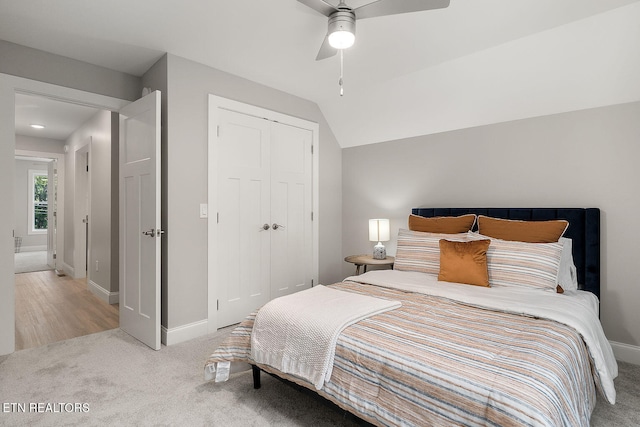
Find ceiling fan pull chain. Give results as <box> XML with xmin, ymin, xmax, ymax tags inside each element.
<box><xmin>339</xmin><ymin>49</ymin><xmax>344</xmax><ymax>96</ymax></box>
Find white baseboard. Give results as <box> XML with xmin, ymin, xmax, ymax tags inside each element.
<box><xmin>161</xmin><ymin>319</ymin><xmax>209</xmax><ymax>346</ymax></box>
<box><xmin>60</xmin><ymin>261</ymin><xmax>74</xmax><ymax>277</ymax></box>
<box><xmin>87</xmin><ymin>280</ymin><xmax>119</xmax><ymax>305</ymax></box>
<box><xmin>610</xmin><ymin>341</ymin><xmax>640</xmax><ymax>365</ymax></box>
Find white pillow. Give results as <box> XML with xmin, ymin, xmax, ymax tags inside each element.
<box><xmin>467</xmin><ymin>232</ymin><xmax>563</xmax><ymax>292</ymax></box>
<box><xmin>394</xmin><ymin>229</ymin><xmax>472</xmax><ymax>276</ymax></box>
<box><xmin>558</xmin><ymin>237</ymin><xmax>578</xmax><ymax>291</ymax></box>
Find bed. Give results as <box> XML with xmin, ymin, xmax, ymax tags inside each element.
<box><xmin>205</xmin><ymin>208</ymin><xmax>617</xmax><ymax>427</ymax></box>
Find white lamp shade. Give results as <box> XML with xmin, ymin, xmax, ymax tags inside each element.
<box><xmin>369</xmin><ymin>219</ymin><xmax>390</xmax><ymax>242</ymax></box>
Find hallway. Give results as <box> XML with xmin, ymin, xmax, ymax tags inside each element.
<box><xmin>15</xmin><ymin>270</ymin><xmax>118</xmax><ymax>351</ymax></box>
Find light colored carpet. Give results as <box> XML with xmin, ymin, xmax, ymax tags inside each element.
<box><xmin>0</xmin><ymin>327</ymin><xmax>638</xmax><ymax>426</ymax></box>
<box><xmin>14</xmin><ymin>251</ymin><xmax>52</xmax><ymax>274</ymax></box>
<box><xmin>0</xmin><ymin>328</ymin><xmax>359</xmax><ymax>427</ymax></box>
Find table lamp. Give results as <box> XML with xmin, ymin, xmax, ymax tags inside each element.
<box><xmin>369</xmin><ymin>219</ymin><xmax>390</xmax><ymax>260</ymax></box>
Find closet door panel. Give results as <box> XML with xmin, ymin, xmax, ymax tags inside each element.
<box><xmin>270</xmin><ymin>123</ymin><xmax>313</xmax><ymax>299</ymax></box>
<box><xmin>216</xmin><ymin>110</ymin><xmax>271</xmax><ymax>327</ymax></box>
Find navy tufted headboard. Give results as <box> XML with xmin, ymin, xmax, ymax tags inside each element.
<box><xmin>411</xmin><ymin>208</ymin><xmax>601</xmax><ymax>298</ymax></box>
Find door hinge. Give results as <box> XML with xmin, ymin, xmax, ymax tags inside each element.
<box><xmin>217</xmin><ymin>212</ymin><xmax>219</xmax><ymax>224</ymax></box>
<box><xmin>311</xmin><ymin>279</ymin><xmax>314</xmax><ymax>287</ymax></box>
<box><xmin>217</xmin><ymin>125</ymin><xmax>220</xmax><ymax>137</ymax></box>
<box><xmin>53</xmin><ymin>253</ymin><xmax>56</xmax><ymax>260</ymax></box>
<box><xmin>311</xmin><ymin>211</ymin><xmax>314</xmax><ymax>221</ymax></box>
<box><xmin>217</xmin><ymin>299</ymin><xmax>219</xmax><ymax>311</ymax></box>
<box><xmin>311</xmin><ymin>145</ymin><xmax>314</xmax><ymax>154</ymax></box>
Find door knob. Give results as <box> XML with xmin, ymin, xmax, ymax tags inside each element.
<box><xmin>272</xmin><ymin>223</ymin><xmax>285</xmax><ymax>230</ymax></box>
<box><xmin>142</xmin><ymin>229</ymin><xmax>155</xmax><ymax>237</ymax></box>
<box><xmin>260</xmin><ymin>223</ymin><xmax>270</xmax><ymax>231</ymax></box>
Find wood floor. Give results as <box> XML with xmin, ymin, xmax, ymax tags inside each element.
<box><xmin>15</xmin><ymin>270</ymin><xmax>119</xmax><ymax>351</ymax></box>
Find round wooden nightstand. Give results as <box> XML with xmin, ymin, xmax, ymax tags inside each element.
<box><xmin>344</xmin><ymin>255</ymin><xmax>395</xmax><ymax>275</ymax></box>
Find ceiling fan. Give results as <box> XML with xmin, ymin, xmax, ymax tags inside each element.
<box><xmin>298</xmin><ymin>0</ymin><xmax>451</xmax><ymax>60</ymax></box>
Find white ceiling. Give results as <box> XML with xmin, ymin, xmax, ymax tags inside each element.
<box><xmin>2</xmin><ymin>0</ymin><xmax>640</xmax><ymax>147</ymax></box>
<box><xmin>15</xmin><ymin>93</ymin><xmax>100</xmax><ymax>140</ymax></box>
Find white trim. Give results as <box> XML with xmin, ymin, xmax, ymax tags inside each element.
<box><xmin>87</xmin><ymin>280</ymin><xmax>119</xmax><ymax>305</ymax></box>
<box><xmin>18</xmin><ymin>245</ymin><xmax>47</xmax><ymax>252</ymax></box>
<box><xmin>5</xmin><ymin>74</ymin><xmax>130</xmax><ymax>112</ymax></box>
<box><xmin>207</xmin><ymin>95</ymin><xmax>320</xmax><ymax>333</ymax></box>
<box><xmin>161</xmin><ymin>320</ymin><xmax>209</xmax><ymax>346</ymax></box>
<box><xmin>610</xmin><ymin>340</ymin><xmax>640</xmax><ymax>365</ymax></box>
<box><xmin>60</xmin><ymin>261</ymin><xmax>74</xmax><ymax>277</ymax></box>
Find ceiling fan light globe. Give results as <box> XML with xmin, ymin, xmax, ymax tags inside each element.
<box><xmin>328</xmin><ymin>30</ymin><xmax>355</xmax><ymax>49</ymax></box>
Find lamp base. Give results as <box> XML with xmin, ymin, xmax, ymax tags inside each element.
<box><xmin>373</xmin><ymin>242</ymin><xmax>386</xmax><ymax>260</ymax></box>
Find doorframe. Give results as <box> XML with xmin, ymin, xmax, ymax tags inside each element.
<box><xmin>206</xmin><ymin>95</ymin><xmax>320</xmax><ymax>332</ymax></box>
<box><xmin>0</xmin><ymin>73</ymin><xmax>129</xmax><ymax>356</ymax></box>
<box><xmin>14</xmin><ymin>149</ymin><xmax>66</xmax><ymax>273</ymax></box>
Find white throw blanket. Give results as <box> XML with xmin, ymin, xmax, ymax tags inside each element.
<box><xmin>250</xmin><ymin>285</ymin><xmax>401</xmax><ymax>390</ymax></box>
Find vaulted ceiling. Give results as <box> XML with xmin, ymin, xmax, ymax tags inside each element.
<box><xmin>2</xmin><ymin>0</ymin><xmax>639</xmax><ymax>147</ymax></box>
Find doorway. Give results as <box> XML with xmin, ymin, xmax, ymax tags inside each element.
<box><xmin>1</xmin><ymin>75</ymin><xmax>131</xmax><ymax>355</ymax></box>
<box><xmin>13</xmin><ymin>154</ymin><xmax>58</xmax><ymax>274</ymax></box>
<box><xmin>11</xmin><ymin>90</ymin><xmax>121</xmax><ymax>351</ymax></box>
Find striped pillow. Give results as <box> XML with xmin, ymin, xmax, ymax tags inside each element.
<box><xmin>468</xmin><ymin>232</ymin><xmax>563</xmax><ymax>291</ymax></box>
<box><xmin>394</xmin><ymin>229</ymin><xmax>472</xmax><ymax>276</ymax></box>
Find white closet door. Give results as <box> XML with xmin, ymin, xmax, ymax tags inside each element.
<box><xmin>270</xmin><ymin>123</ymin><xmax>313</xmax><ymax>299</ymax></box>
<box><xmin>216</xmin><ymin>109</ymin><xmax>272</xmax><ymax>328</ymax></box>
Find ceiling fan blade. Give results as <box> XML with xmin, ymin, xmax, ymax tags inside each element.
<box><xmin>298</xmin><ymin>0</ymin><xmax>338</xmax><ymax>17</ymax></box>
<box><xmin>354</xmin><ymin>0</ymin><xmax>450</xmax><ymax>20</ymax></box>
<box><xmin>316</xmin><ymin>35</ymin><xmax>337</xmax><ymax>60</ymax></box>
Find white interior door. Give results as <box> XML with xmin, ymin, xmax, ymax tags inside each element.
<box><xmin>216</xmin><ymin>109</ymin><xmax>271</xmax><ymax>327</ymax></box>
<box><xmin>119</xmin><ymin>90</ymin><xmax>161</xmax><ymax>350</ymax></box>
<box><xmin>46</xmin><ymin>159</ymin><xmax>57</xmax><ymax>269</ymax></box>
<box><xmin>270</xmin><ymin>123</ymin><xmax>313</xmax><ymax>299</ymax></box>
<box><xmin>73</xmin><ymin>144</ymin><xmax>89</xmax><ymax>278</ymax></box>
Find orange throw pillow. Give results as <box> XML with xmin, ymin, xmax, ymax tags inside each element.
<box><xmin>438</xmin><ymin>239</ymin><xmax>491</xmax><ymax>287</ymax></box>
<box><xmin>408</xmin><ymin>214</ymin><xmax>476</xmax><ymax>234</ymax></box>
<box><xmin>477</xmin><ymin>216</ymin><xmax>568</xmax><ymax>243</ymax></box>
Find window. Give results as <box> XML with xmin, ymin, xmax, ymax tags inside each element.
<box><xmin>28</xmin><ymin>170</ymin><xmax>48</xmax><ymax>235</ymax></box>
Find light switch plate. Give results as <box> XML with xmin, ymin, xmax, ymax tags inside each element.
<box><xmin>200</xmin><ymin>203</ymin><xmax>208</xmax><ymax>219</ymax></box>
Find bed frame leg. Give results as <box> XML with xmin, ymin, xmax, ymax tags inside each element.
<box><xmin>252</xmin><ymin>365</ymin><xmax>261</xmax><ymax>389</ymax></box>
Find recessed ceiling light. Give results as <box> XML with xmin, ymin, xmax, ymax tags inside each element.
<box><xmin>30</xmin><ymin>124</ymin><xmax>45</xmax><ymax>129</ymax></box>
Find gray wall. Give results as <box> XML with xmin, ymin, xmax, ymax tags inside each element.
<box><xmin>0</xmin><ymin>77</ymin><xmax>16</xmax><ymax>354</ymax></box>
<box><xmin>63</xmin><ymin>110</ymin><xmax>115</xmax><ymax>293</ymax></box>
<box><xmin>15</xmin><ymin>135</ymin><xmax>65</xmax><ymax>154</ymax></box>
<box><xmin>142</xmin><ymin>54</ymin><xmax>343</xmax><ymax>331</ymax></box>
<box><xmin>0</xmin><ymin>40</ymin><xmax>140</xmax><ymax>102</ymax></box>
<box><xmin>141</xmin><ymin>55</ymin><xmax>169</xmax><ymax>327</ymax></box>
<box><xmin>342</xmin><ymin>101</ymin><xmax>640</xmax><ymax>348</ymax></box>
<box><xmin>14</xmin><ymin>159</ymin><xmax>48</xmax><ymax>250</ymax></box>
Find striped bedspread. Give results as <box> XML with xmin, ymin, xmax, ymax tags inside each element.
<box><xmin>206</xmin><ymin>276</ymin><xmax>612</xmax><ymax>427</ymax></box>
